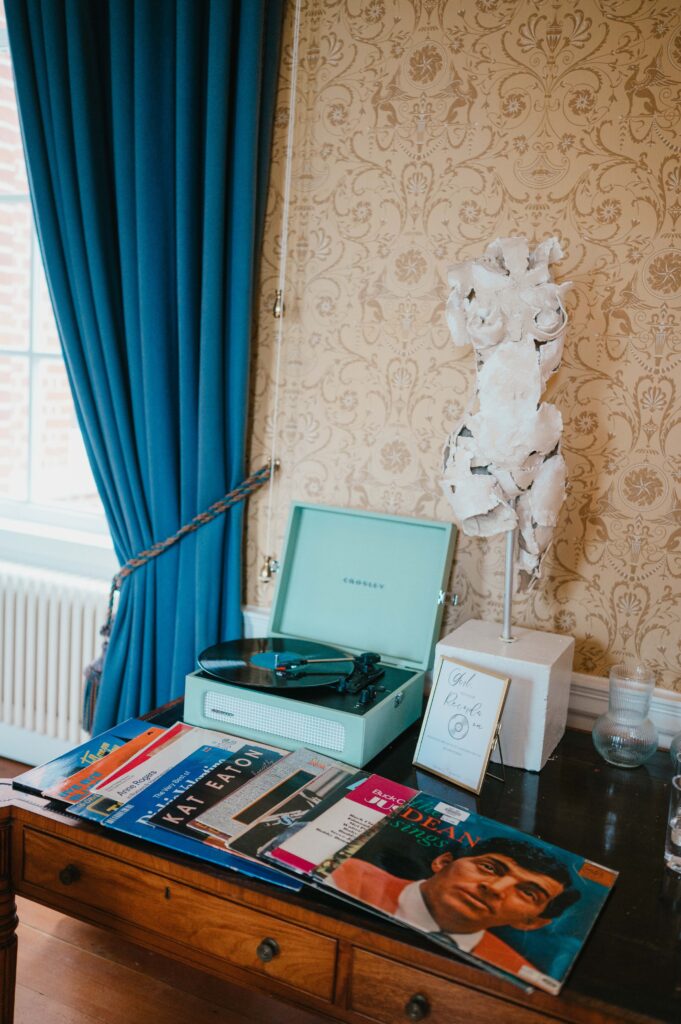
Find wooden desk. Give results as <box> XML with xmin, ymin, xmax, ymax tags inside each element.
<box><xmin>1</xmin><ymin>720</ymin><xmax>680</xmax><ymax>1024</ymax></box>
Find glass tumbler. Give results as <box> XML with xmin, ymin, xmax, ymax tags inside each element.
<box><xmin>665</xmin><ymin>774</ymin><xmax>681</xmax><ymax>873</ymax></box>
<box><xmin>592</xmin><ymin>660</ymin><xmax>658</xmax><ymax>768</ymax></box>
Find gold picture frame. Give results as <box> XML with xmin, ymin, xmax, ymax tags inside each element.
<box><xmin>413</xmin><ymin>655</ymin><xmax>510</xmax><ymax>794</ymax></box>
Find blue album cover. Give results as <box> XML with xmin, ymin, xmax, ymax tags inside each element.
<box><xmin>318</xmin><ymin>790</ymin><xmax>617</xmax><ymax>995</ymax></box>
<box><xmin>12</xmin><ymin>718</ymin><xmax>154</xmax><ymax>797</ymax></box>
<box><xmin>99</xmin><ymin>744</ymin><xmax>302</xmax><ymax>892</ymax></box>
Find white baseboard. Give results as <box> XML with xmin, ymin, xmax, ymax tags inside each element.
<box><xmin>241</xmin><ymin>606</ymin><xmax>681</xmax><ymax>752</ymax></box>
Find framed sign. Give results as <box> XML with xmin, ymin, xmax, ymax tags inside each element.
<box><xmin>413</xmin><ymin>655</ymin><xmax>510</xmax><ymax>794</ymax></box>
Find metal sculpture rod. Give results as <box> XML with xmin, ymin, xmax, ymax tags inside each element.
<box><xmin>501</xmin><ymin>528</ymin><xmax>516</xmax><ymax>642</ymax></box>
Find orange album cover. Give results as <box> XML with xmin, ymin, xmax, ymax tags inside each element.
<box><xmin>44</xmin><ymin>726</ymin><xmax>165</xmax><ymax>804</ymax></box>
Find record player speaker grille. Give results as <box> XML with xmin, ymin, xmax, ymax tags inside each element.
<box><xmin>203</xmin><ymin>690</ymin><xmax>346</xmax><ymax>752</ymax></box>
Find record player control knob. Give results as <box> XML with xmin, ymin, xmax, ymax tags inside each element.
<box><xmin>358</xmin><ymin>686</ymin><xmax>377</xmax><ymax>706</ymax></box>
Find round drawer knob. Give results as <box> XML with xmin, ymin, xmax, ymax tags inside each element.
<box><xmin>59</xmin><ymin>864</ymin><xmax>81</xmax><ymax>886</ymax></box>
<box><xmin>404</xmin><ymin>993</ymin><xmax>429</xmax><ymax>1021</ymax></box>
<box><xmin>256</xmin><ymin>937</ymin><xmax>280</xmax><ymax>963</ymax></box>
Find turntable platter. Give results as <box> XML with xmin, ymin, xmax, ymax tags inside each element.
<box><xmin>198</xmin><ymin>637</ymin><xmax>356</xmax><ymax>689</ymax></box>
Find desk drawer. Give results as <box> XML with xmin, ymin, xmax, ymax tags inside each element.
<box><xmin>350</xmin><ymin>949</ymin><xmax>554</xmax><ymax>1024</ymax></box>
<box><xmin>21</xmin><ymin>828</ymin><xmax>336</xmax><ymax>1000</ymax></box>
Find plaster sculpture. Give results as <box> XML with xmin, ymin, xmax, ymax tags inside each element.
<box><xmin>441</xmin><ymin>236</ymin><xmax>571</xmax><ymax>589</ymax></box>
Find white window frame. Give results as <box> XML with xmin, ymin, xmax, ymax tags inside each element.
<box><xmin>0</xmin><ymin>19</ymin><xmax>115</xmax><ymax>581</ymax></box>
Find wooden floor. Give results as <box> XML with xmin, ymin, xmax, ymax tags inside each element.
<box><xmin>2</xmin><ymin>758</ymin><xmax>330</xmax><ymax>1024</ymax></box>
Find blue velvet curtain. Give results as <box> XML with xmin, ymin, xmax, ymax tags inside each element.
<box><xmin>6</xmin><ymin>0</ymin><xmax>284</xmax><ymax>730</ymax></box>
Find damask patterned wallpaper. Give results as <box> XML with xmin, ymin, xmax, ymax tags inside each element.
<box><xmin>246</xmin><ymin>0</ymin><xmax>681</xmax><ymax>691</ymax></box>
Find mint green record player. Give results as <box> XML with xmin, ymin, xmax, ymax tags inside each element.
<box><xmin>183</xmin><ymin>503</ymin><xmax>456</xmax><ymax>767</ymax></box>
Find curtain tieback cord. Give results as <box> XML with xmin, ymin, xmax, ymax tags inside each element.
<box><xmin>82</xmin><ymin>461</ymin><xmax>277</xmax><ymax>731</ymax></box>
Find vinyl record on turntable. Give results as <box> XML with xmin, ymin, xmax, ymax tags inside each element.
<box><xmin>198</xmin><ymin>637</ymin><xmax>355</xmax><ymax>689</ymax></box>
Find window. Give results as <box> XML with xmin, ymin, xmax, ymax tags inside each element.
<box><xmin>0</xmin><ymin>2</ymin><xmax>114</xmax><ymax>577</ymax></box>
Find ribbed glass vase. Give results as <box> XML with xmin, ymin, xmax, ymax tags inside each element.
<box><xmin>592</xmin><ymin>660</ymin><xmax>658</xmax><ymax>768</ymax></box>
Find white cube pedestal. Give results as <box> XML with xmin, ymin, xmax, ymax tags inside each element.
<box><xmin>435</xmin><ymin>619</ymin><xmax>575</xmax><ymax>772</ymax></box>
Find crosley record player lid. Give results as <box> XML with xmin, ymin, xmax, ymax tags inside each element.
<box><xmin>268</xmin><ymin>503</ymin><xmax>456</xmax><ymax>672</ymax></box>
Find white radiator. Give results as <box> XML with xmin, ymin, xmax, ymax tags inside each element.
<box><xmin>0</xmin><ymin>562</ymin><xmax>109</xmax><ymax>764</ymax></box>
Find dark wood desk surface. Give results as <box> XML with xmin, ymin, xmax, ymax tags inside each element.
<box><xmin>2</xmin><ymin>709</ymin><xmax>680</xmax><ymax>1024</ymax></box>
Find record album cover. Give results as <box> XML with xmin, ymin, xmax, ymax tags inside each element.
<box><xmin>190</xmin><ymin>748</ymin><xmax>352</xmax><ymax>855</ymax></box>
<box><xmin>11</xmin><ymin>718</ymin><xmax>155</xmax><ymax>797</ymax></box>
<box><xmin>43</xmin><ymin>726</ymin><xmax>166</xmax><ymax>804</ymax></box>
<box><xmin>317</xmin><ymin>791</ymin><xmax>617</xmax><ymax>995</ymax></box>
<box><xmin>97</xmin><ymin>743</ymin><xmax>301</xmax><ymax>892</ymax></box>
<box><xmin>264</xmin><ymin>772</ymin><xmax>416</xmax><ymax>877</ymax></box>
<box><xmin>92</xmin><ymin>724</ymin><xmax>249</xmax><ymax>804</ymax></box>
<box><xmin>148</xmin><ymin>742</ymin><xmax>285</xmax><ymax>838</ymax></box>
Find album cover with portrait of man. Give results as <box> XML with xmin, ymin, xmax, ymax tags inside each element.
<box><xmin>315</xmin><ymin>791</ymin><xmax>617</xmax><ymax>995</ymax></box>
